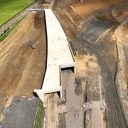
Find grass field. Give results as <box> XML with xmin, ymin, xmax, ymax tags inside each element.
<box><xmin>0</xmin><ymin>0</ymin><xmax>35</xmax><ymax>25</ymax></box>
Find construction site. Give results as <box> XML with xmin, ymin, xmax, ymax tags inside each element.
<box><xmin>0</xmin><ymin>0</ymin><xmax>128</xmax><ymax>128</ymax></box>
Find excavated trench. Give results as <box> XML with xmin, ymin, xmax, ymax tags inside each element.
<box><xmin>76</xmin><ymin>22</ymin><xmax>127</xmax><ymax>128</ymax></box>
<box><xmin>72</xmin><ymin>33</ymin><xmax>127</xmax><ymax>128</ymax></box>
<box><xmin>53</xmin><ymin>3</ymin><xmax>128</xmax><ymax>127</ymax></box>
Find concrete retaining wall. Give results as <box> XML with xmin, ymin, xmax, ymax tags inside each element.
<box><xmin>34</xmin><ymin>9</ymin><xmax>76</xmax><ymax>103</ymax></box>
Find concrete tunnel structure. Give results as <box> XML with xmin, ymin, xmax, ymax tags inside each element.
<box><xmin>34</xmin><ymin>9</ymin><xmax>76</xmax><ymax>102</ymax></box>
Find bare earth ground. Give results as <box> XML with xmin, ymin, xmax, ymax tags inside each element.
<box><xmin>71</xmin><ymin>0</ymin><xmax>122</xmax><ymax>18</ymax></box>
<box><xmin>0</xmin><ymin>12</ymin><xmax>46</xmax><ymax>113</ymax></box>
<box><xmin>52</xmin><ymin>0</ymin><xmax>128</xmax><ymax>127</ymax></box>
<box><xmin>0</xmin><ymin>0</ymin><xmax>127</xmax><ymax>127</ymax></box>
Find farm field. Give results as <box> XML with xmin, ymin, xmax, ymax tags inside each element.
<box><xmin>0</xmin><ymin>0</ymin><xmax>35</xmax><ymax>25</ymax></box>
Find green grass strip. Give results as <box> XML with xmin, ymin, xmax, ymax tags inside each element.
<box><xmin>0</xmin><ymin>0</ymin><xmax>35</xmax><ymax>26</ymax></box>
<box><xmin>34</xmin><ymin>100</ymin><xmax>44</xmax><ymax>128</ymax></box>
<box><xmin>0</xmin><ymin>20</ymin><xmax>20</xmax><ymax>42</ymax></box>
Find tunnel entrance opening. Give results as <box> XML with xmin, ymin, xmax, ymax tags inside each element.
<box><xmin>61</xmin><ymin>67</ymin><xmax>75</xmax><ymax>73</ymax></box>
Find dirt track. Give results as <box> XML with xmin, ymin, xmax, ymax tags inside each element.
<box><xmin>0</xmin><ymin>12</ymin><xmax>46</xmax><ymax>112</ymax></box>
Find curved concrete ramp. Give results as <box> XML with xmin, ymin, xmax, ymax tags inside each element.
<box><xmin>34</xmin><ymin>9</ymin><xmax>76</xmax><ymax>102</ymax></box>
